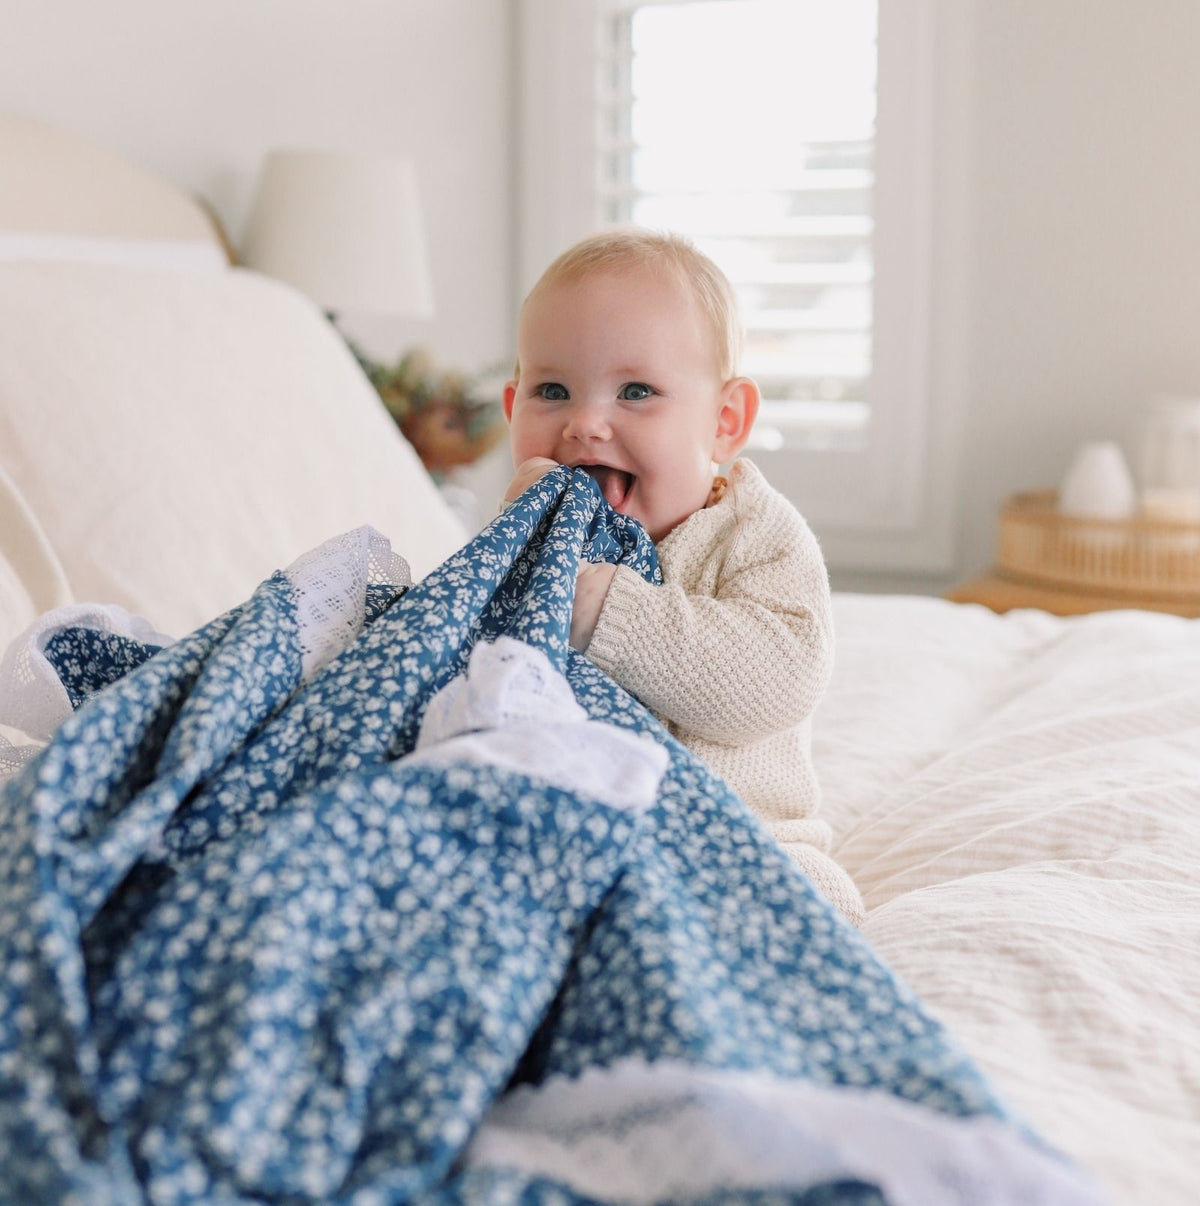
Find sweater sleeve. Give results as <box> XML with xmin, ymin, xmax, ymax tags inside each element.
<box><xmin>585</xmin><ymin>500</ymin><xmax>833</xmax><ymax>745</ymax></box>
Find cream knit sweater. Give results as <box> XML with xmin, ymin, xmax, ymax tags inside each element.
<box><xmin>586</xmin><ymin>459</ymin><xmax>864</xmax><ymax>925</ymax></box>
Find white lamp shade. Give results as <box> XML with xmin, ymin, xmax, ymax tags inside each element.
<box><xmin>240</xmin><ymin>149</ymin><xmax>435</xmax><ymax>318</ymax></box>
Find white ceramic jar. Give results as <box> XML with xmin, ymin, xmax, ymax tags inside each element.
<box><xmin>1058</xmin><ymin>440</ymin><xmax>1137</xmax><ymax>520</ymax></box>
<box><xmin>1139</xmin><ymin>396</ymin><xmax>1200</xmax><ymax>491</ymax></box>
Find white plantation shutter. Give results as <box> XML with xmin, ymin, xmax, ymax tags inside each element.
<box><xmin>598</xmin><ymin>0</ymin><xmax>877</xmax><ymax>450</ymax></box>
<box><xmin>516</xmin><ymin>0</ymin><xmax>943</xmax><ymax>569</ymax></box>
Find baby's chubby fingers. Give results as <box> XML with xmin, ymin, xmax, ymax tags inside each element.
<box><xmin>503</xmin><ymin>457</ymin><xmax>561</xmax><ymax>503</ymax></box>
<box><xmin>570</xmin><ymin>560</ymin><xmax>617</xmax><ymax>651</ymax></box>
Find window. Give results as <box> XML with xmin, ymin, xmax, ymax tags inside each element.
<box><xmin>516</xmin><ymin>0</ymin><xmax>942</xmax><ymax>568</ymax></box>
<box><xmin>600</xmin><ymin>1</ymin><xmax>876</xmax><ymax>453</ymax></box>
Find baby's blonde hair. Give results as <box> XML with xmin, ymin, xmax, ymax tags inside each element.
<box><xmin>519</xmin><ymin>228</ymin><xmax>744</xmax><ymax>381</ymax></box>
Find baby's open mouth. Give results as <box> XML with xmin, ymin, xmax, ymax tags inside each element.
<box><xmin>578</xmin><ymin>464</ymin><xmax>634</xmax><ymax>509</ymax></box>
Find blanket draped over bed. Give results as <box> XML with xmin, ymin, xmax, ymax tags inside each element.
<box><xmin>0</xmin><ymin>469</ymin><xmax>1101</xmax><ymax>1205</ymax></box>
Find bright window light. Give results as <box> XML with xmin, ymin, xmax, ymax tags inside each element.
<box><xmin>600</xmin><ymin>0</ymin><xmax>878</xmax><ymax>448</ymax></box>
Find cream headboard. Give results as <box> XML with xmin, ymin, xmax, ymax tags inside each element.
<box><xmin>0</xmin><ymin>112</ymin><xmax>231</xmax><ymax>268</ymax></box>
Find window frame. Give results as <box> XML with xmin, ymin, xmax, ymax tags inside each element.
<box><xmin>514</xmin><ymin>0</ymin><xmax>948</xmax><ymax>571</ymax></box>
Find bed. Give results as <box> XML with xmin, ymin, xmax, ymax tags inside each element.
<box><xmin>0</xmin><ymin>115</ymin><xmax>1196</xmax><ymax>1204</ymax></box>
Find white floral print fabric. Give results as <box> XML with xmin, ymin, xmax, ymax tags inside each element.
<box><xmin>0</xmin><ymin>469</ymin><xmax>1096</xmax><ymax>1204</ymax></box>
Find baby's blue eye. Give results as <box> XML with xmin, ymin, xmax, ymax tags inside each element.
<box><xmin>538</xmin><ymin>383</ymin><xmax>569</xmax><ymax>401</ymax></box>
<box><xmin>619</xmin><ymin>382</ymin><xmax>654</xmax><ymax>401</ymax></box>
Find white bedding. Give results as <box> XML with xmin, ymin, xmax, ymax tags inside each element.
<box><xmin>818</xmin><ymin>595</ymin><xmax>1200</xmax><ymax>1205</ymax></box>
<box><xmin>5</xmin><ymin>583</ymin><xmax>1189</xmax><ymax>1202</ymax></box>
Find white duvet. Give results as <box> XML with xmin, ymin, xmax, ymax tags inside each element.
<box><xmin>817</xmin><ymin>595</ymin><xmax>1200</xmax><ymax>1206</ymax></box>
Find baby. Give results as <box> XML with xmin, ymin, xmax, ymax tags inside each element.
<box><xmin>501</xmin><ymin>229</ymin><xmax>864</xmax><ymax>926</ymax></box>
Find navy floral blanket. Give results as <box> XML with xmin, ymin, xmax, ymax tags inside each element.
<box><xmin>0</xmin><ymin>470</ymin><xmax>1101</xmax><ymax>1204</ymax></box>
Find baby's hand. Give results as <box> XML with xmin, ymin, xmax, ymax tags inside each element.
<box><xmin>570</xmin><ymin>561</ymin><xmax>617</xmax><ymax>652</ymax></box>
<box><xmin>503</xmin><ymin>457</ymin><xmax>560</xmax><ymax>504</ymax></box>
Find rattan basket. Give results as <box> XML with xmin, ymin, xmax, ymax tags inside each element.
<box><xmin>997</xmin><ymin>491</ymin><xmax>1200</xmax><ymax>602</ymax></box>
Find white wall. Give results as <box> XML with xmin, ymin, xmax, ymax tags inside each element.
<box><xmin>6</xmin><ymin>0</ymin><xmax>1200</xmax><ymax>584</ymax></box>
<box><xmin>949</xmin><ymin>0</ymin><xmax>1200</xmax><ymax>584</ymax></box>
<box><xmin>833</xmin><ymin>0</ymin><xmax>1200</xmax><ymax>592</ymax></box>
<box><xmin>0</xmin><ymin>0</ymin><xmax>513</xmax><ymax>372</ymax></box>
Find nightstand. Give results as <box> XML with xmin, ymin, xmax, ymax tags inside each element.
<box><xmin>946</xmin><ymin>571</ymin><xmax>1200</xmax><ymax>617</ymax></box>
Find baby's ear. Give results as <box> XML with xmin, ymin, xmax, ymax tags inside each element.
<box><xmin>712</xmin><ymin>377</ymin><xmax>760</xmax><ymax>463</ymax></box>
<box><xmin>502</xmin><ymin>379</ymin><xmax>518</xmax><ymax>422</ymax></box>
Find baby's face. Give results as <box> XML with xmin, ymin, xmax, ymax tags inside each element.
<box><xmin>504</xmin><ymin>266</ymin><xmax>729</xmax><ymax>543</ymax></box>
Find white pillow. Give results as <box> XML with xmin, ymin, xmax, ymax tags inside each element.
<box><xmin>0</xmin><ymin>232</ymin><xmax>228</xmax><ymax>272</ymax></box>
<box><xmin>0</xmin><ymin>262</ymin><xmax>467</xmax><ymax>638</ymax></box>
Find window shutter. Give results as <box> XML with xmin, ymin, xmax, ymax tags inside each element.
<box><xmin>597</xmin><ymin>0</ymin><xmax>878</xmax><ymax>450</ymax></box>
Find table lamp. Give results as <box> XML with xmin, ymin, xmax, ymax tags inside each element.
<box><xmin>240</xmin><ymin>148</ymin><xmax>435</xmax><ymax>320</ymax></box>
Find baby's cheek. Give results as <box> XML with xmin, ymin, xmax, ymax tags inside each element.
<box><xmin>508</xmin><ymin>430</ymin><xmax>540</xmax><ymax>465</ymax></box>
<box><xmin>511</xmin><ymin>418</ymin><xmax>554</xmax><ymax>462</ymax></box>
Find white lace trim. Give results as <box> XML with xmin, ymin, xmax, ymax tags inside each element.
<box><xmin>465</xmin><ymin>1059</ymin><xmax>1104</xmax><ymax>1206</ymax></box>
<box><xmin>408</xmin><ymin>637</ymin><xmax>668</xmax><ymax>813</ymax></box>
<box><xmin>0</xmin><ymin>603</ymin><xmax>174</xmax><ymax>742</ymax></box>
<box><xmin>0</xmin><ymin>725</ymin><xmax>43</xmax><ymax>779</ymax></box>
<box><xmin>0</xmin><ymin>526</ymin><xmax>411</xmax><ymax>745</ymax></box>
<box><xmin>283</xmin><ymin>525</ymin><xmax>411</xmax><ymax>681</ymax></box>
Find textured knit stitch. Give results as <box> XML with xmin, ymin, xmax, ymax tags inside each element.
<box><xmin>586</xmin><ymin>458</ymin><xmax>864</xmax><ymax>925</ymax></box>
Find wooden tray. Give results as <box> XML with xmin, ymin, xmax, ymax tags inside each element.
<box><xmin>997</xmin><ymin>491</ymin><xmax>1200</xmax><ymax>602</ymax></box>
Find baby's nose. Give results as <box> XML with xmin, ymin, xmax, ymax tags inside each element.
<box><xmin>563</xmin><ymin>400</ymin><xmax>612</xmax><ymax>440</ymax></box>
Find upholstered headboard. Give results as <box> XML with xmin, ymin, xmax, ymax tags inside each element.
<box><xmin>0</xmin><ymin>111</ymin><xmax>231</xmax><ymax>269</ymax></box>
